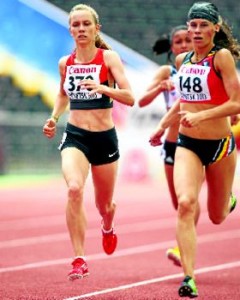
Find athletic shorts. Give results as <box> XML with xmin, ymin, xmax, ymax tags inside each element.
<box><xmin>58</xmin><ymin>123</ymin><xmax>120</xmax><ymax>166</ymax></box>
<box><xmin>177</xmin><ymin>132</ymin><xmax>235</xmax><ymax>166</ymax></box>
<box><xmin>161</xmin><ymin>140</ymin><xmax>177</xmax><ymax>165</ymax></box>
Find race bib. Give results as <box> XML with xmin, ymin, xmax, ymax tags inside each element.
<box><xmin>64</xmin><ymin>64</ymin><xmax>102</xmax><ymax>100</ymax></box>
<box><xmin>177</xmin><ymin>64</ymin><xmax>211</xmax><ymax>101</ymax></box>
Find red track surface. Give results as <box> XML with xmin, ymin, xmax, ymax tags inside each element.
<box><xmin>0</xmin><ymin>168</ymin><xmax>240</xmax><ymax>300</ymax></box>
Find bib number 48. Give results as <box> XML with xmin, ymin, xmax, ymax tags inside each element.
<box><xmin>179</xmin><ymin>76</ymin><xmax>203</xmax><ymax>93</ymax></box>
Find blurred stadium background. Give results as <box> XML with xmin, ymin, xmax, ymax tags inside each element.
<box><xmin>0</xmin><ymin>0</ymin><xmax>240</xmax><ymax>178</ymax></box>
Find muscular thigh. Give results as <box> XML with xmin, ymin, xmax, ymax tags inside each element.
<box><xmin>174</xmin><ymin>147</ymin><xmax>204</xmax><ymax>203</ymax></box>
<box><xmin>61</xmin><ymin>147</ymin><xmax>89</xmax><ymax>185</ymax></box>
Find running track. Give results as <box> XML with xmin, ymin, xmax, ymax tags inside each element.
<box><xmin>0</xmin><ymin>163</ymin><xmax>240</xmax><ymax>300</ymax></box>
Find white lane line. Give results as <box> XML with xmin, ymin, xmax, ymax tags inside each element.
<box><xmin>1</xmin><ymin>211</ymin><xmax>238</xmax><ymax>248</ymax></box>
<box><xmin>0</xmin><ymin>217</ymin><xmax>182</xmax><ymax>248</ymax></box>
<box><xmin>1</xmin><ymin>199</ymin><xmax>239</xmax><ymax>232</ymax></box>
<box><xmin>0</xmin><ymin>239</ymin><xmax>175</xmax><ymax>273</ymax></box>
<box><xmin>0</xmin><ymin>215</ymin><xmax>64</xmax><ymax>231</ymax></box>
<box><xmin>0</xmin><ymin>228</ymin><xmax>240</xmax><ymax>273</ymax></box>
<box><xmin>63</xmin><ymin>261</ymin><xmax>240</xmax><ymax>300</ymax></box>
<box><xmin>0</xmin><ymin>233</ymin><xmax>69</xmax><ymax>248</ymax></box>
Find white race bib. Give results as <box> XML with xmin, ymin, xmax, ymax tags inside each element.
<box><xmin>177</xmin><ymin>64</ymin><xmax>211</xmax><ymax>101</ymax></box>
<box><xmin>64</xmin><ymin>64</ymin><xmax>102</xmax><ymax>100</ymax></box>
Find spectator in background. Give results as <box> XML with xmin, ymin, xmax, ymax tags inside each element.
<box><xmin>150</xmin><ymin>2</ymin><xmax>240</xmax><ymax>298</ymax></box>
<box><xmin>138</xmin><ymin>25</ymin><xmax>200</xmax><ymax>268</ymax></box>
<box><xmin>43</xmin><ymin>3</ymin><xmax>134</xmax><ymax>281</ymax></box>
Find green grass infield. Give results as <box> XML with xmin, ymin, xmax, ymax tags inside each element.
<box><xmin>0</xmin><ymin>174</ymin><xmax>60</xmax><ymax>188</ymax></box>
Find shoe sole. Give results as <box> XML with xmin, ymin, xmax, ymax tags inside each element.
<box><xmin>179</xmin><ymin>285</ymin><xmax>198</xmax><ymax>298</ymax></box>
<box><xmin>167</xmin><ymin>253</ymin><xmax>182</xmax><ymax>267</ymax></box>
<box><xmin>68</xmin><ymin>272</ymin><xmax>89</xmax><ymax>281</ymax></box>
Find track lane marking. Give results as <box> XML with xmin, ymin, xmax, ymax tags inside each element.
<box><xmin>63</xmin><ymin>261</ymin><xmax>240</xmax><ymax>300</ymax></box>
<box><xmin>0</xmin><ymin>228</ymin><xmax>240</xmax><ymax>273</ymax></box>
<box><xmin>0</xmin><ymin>211</ymin><xmax>239</xmax><ymax>248</ymax></box>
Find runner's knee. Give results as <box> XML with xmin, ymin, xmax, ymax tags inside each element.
<box><xmin>178</xmin><ymin>195</ymin><xmax>196</xmax><ymax>219</ymax></box>
<box><xmin>68</xmin><ymin>181</ymin><xmax>83</xmax><ymax>202</ymax></box>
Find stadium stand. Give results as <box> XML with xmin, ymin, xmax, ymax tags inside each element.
<box><xmin>0</xmin><ymin>0</ymin><xmax>239</xmax><ymax>174</ymax></box>
<box><xmin>45</xmin><ymin>0</ymin><xmax>240</xmax><ymax>66</ymax></box>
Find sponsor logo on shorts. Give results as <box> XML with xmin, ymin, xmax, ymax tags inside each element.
<box><xmin>109</xmin><ymin>150</ymin><xmax>118</xmax><ymax>158</ymax></box>
<box><xmin>165</xmin><ymin>156</ymin><xmax>174</xmax><ymax>164</ymax></box>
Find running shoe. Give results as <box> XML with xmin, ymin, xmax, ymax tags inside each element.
<box><xmin>178</xmin><ymin>275</ymin><xmax>198</xmax><ymax>298</ymax></box>
<box><xmin>102</xmin><ymin>227</ymin><xmax>117</xmax><ymax>255</ymax></box>
<box><xmin>230</xmin><ymin>193</ymin><xmax>237</xmax><ymax>213</ymax></box>
<box><xmin>68</xmin><ymin>257</ymin><xmax>89</xmax><ymax>281</ymax></box>
<box><xmin>166</xmin><ymin>246</ymin><xmax>181</xmax><ymax>267</ymax></box>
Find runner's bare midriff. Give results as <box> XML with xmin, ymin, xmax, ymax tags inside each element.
<box><xmin>69</xmin><ymin>108</ymin><xmax>114</xmax><ymax>131</ymax></box>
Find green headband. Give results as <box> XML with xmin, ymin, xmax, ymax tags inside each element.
<box><xmin>187</xmin><ymin>2</ymin><xmax>219</xmax><ymax>24</ymax></box>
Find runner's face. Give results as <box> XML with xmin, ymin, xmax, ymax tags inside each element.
<box><xmin>187</xmin><ymin>19</ymin><xmax>218</xmax><ymax>47</ymax></box>
<box><xmin>171</xmin><ymin>30</ymin><xmax>193</xmax><ymax>56</ymax></box>
<box><xmin>69</xmin><ymin>10</ymin><xmax>99</xmax><ymax>44</ymax></box>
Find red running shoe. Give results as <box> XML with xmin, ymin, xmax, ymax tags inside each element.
<box><xmin>68</xmin><ymin>257</ymin><xmax>89</xmax><ymax>281</ymax></box>
<box><xmin>102</xmin><ymin>227</ymin><xmax>117</xmax><ymax>255</ymax></box>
